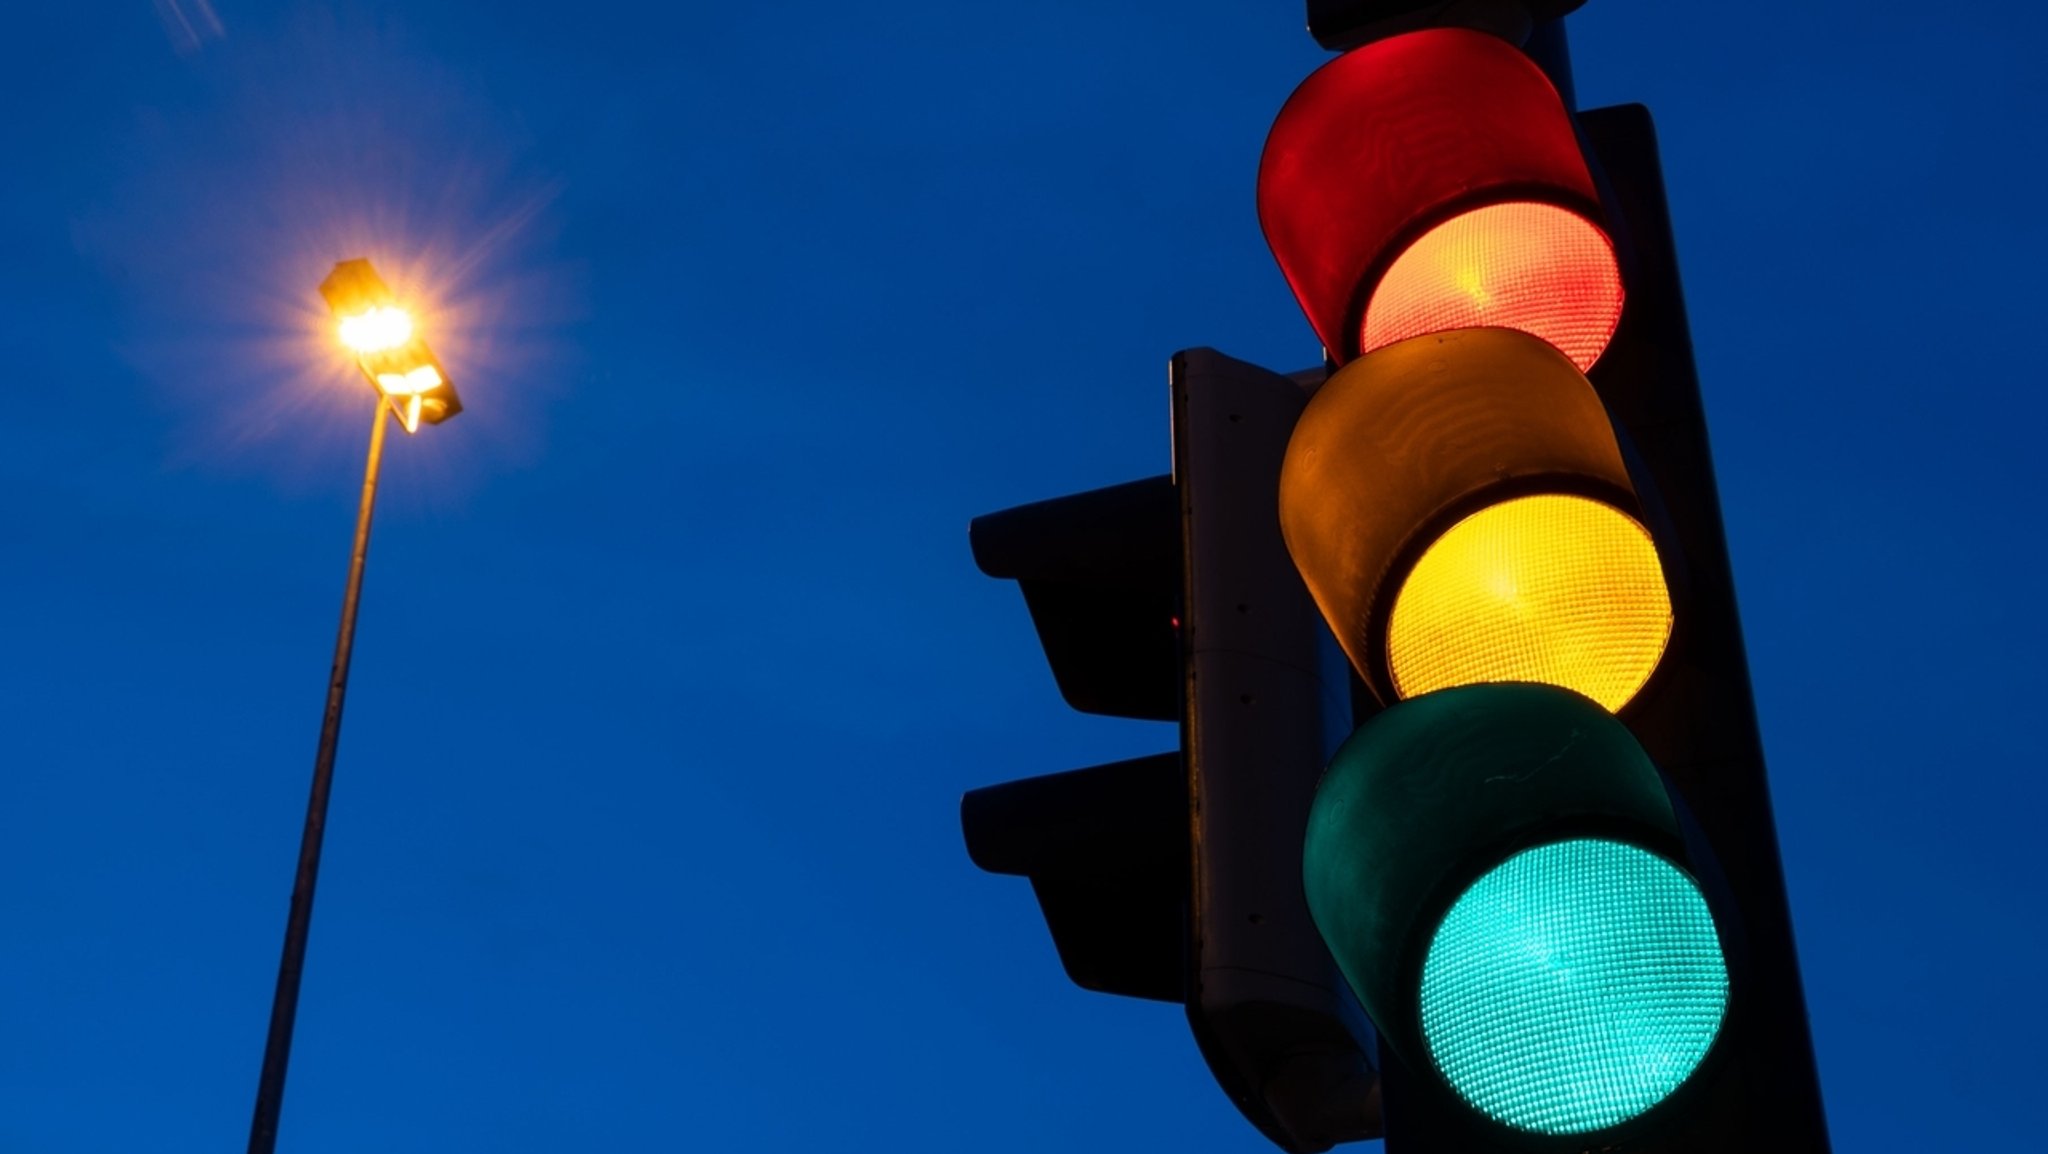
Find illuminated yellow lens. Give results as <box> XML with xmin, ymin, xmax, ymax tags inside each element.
<box><xmin>1387</xmin><ymin>494</ymin><xmax>1671</xmax><ymax>712</ymax></box>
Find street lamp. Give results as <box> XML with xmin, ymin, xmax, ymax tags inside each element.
<box><xmin>320</xmin><ymin>259</ymin><xmax>463</xmax><ymax>433</ymax></box>
<box><xmin>246</xmin><ymin>258</ymin><xmax>463</xmax><ymax>1154</ymax></box>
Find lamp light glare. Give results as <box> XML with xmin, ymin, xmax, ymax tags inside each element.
<box><xmin>338</xmin><ymin>306</ymin><xmax>414</xmax><ymax>355</ymax></box>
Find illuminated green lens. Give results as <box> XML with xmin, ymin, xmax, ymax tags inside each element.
<box><xmin>1420</xmin><ymin>838</ymin><xmax>1726</xmax><ymax>1135</ymax></box>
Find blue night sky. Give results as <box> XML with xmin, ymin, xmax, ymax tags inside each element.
<box><xmin>2</xmin><ymin>1</ymin><xmax>2043</xmax><ymax>1150</ymax></box>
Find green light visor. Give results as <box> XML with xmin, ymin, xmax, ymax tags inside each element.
<box><xmin>1419</xmin><ymin>837</ymin><xmax>1728</xmax><ymax>1135</ymax></box>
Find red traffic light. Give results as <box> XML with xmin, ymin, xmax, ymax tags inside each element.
<box><xmin>1256</xmin><ymin>27</ymin><xmax>1621</xmax><ymax>368</ymax></box>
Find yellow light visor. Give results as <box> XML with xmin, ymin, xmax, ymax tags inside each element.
<box><xmin>1387</xmin><ymin>494</ymin><xmax>1672</xmax><ymax>712</ymax></box>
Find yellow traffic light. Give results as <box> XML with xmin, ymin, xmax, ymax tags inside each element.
<box><xmin>1279</xmin><ymin>327</ymin><xmax>1672</xmax><ymax>712</ymax></box>
<box><xmin>1387</xmin><ymin>493</ymin><xmax>1671</xmax><ymax>711</ymax></box>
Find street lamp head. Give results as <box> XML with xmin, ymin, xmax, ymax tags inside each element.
<box><xmin>319</xmin><ymin>258</ymin><xmax>463</xmax><ymax>432</ymax></box>
<box><xmin>359</xmin><ymin>338</ymin><xmax>461</xmax><ymax>432</ymax></box>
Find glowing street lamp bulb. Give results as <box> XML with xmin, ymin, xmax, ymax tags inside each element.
<box><xmin>338</xmin><ymin>306</ymin><xmax>414</xmax><ymax>354</ymax></box>
<box><xmin>373</xmin><ymin>364</ymin><xmax>445</xmax><ymax>397</ymax></box>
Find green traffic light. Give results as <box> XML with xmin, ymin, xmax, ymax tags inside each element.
<box><xmin>1420</xmin><ymin>837</ymin><xmax>1727</xmax><ymax>1134</ymax></box>
<box><xmin>1302</xmin><ymin>682</ymin><xmax>1733</xmax><ymax>1141</ymax></box>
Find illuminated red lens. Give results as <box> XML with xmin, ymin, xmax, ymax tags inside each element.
<box><xmin>1361</xmin><ymin>202</ymin><xmax>1624</xmax><ymax>372</ymax></box>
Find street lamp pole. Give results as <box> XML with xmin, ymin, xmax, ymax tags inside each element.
<box><xmin>243</xmin><ymin>258</ymin><xmax>463</xmax><ymax>1152</ymax></box>
<box><xmin>246</xmin><ymin>398</ymin><xmax>390</xmax><ymax>1154</ymax></box>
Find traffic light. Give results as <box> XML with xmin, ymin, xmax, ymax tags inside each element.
<box><xmin>1256</xmin><ymin>21</ymin><xmax>1830</xmax><ymax>1154</ymax></box>
<box><xmin>962</xmin><ymin>475</ymin><xmax>1184</xmax><ymax>1004</ymax></box>
<box><xmin>963</xmin><ymin>351</ymin><xmax>1382</xmax><ymax>1152</ymax></box>
<box><xmin>964</xmin><ymin>16</ymin><xmax>1827</xmax><ymax>1153</ymax></box>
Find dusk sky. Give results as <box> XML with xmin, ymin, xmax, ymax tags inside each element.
<box><xmin>2</xmin><ymin>1</ymin><xmax>2043</xmax><ymax>1151</ymax></box>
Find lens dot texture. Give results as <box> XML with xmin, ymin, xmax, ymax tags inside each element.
<box><xmin>1361</xmin><ymin>201</ymin><xmax>1623</xmax><ymax>371</ymax></box>
<box><xmin>1387</xmin><ymin>493</ymin><xmax>1671</xmax><ymax>713</ymax></box>
<box><xmin>1420</xmin><ymin>838</ymin><xmax>1727</xmax><ymax>1135</ymax></box>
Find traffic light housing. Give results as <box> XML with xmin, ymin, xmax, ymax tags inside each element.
<box><xmin>967</xmin><ymin>477</ymin><xmax>1180</xmax><ymax>723</ymax></box>
<box><xmin>1256</xmin><ymin>23</ymin><xmax>1830</xmax><ymax>1153</ymax></box>
<box><xmin>1172</xmin><ymin>349</ymin><xmax>1379</xmax><ymax>1152</ymax></box>
<box><xmin>963</xmin><ymin>351</ymin><xmax>1383</xmax><ymax>1152</ymax></box>
<box><xmin>962</xmin><ymin>752</ymin><xmax>1186</xmax><ymax>1002</ymax></box>
<box><xmin>962</xmin><ymin>476</ymin><xmax>1185</xmax><ymax>1002</ymax></box>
